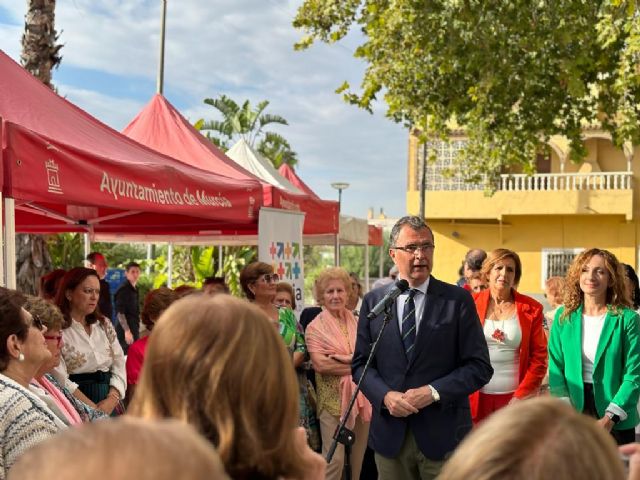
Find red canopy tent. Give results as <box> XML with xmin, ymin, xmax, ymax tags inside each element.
<box><xmin>122</xmin><ymin>94</ymin><xmax>339</xmax><ymax>236</ymax></box>
<box><xmin>278</xmin><ymin>163</ymin><xmax>383</xmax><ymax>247</ymax></box>
<box><xmin>278</xmin><ymin>163</ymin><xmax>320</xmax><ymax>198</ymax></box>
<box><xmin>0</xmin><ymin>50</ymin><xmax>263</xmax><ymax>236</ymax></box>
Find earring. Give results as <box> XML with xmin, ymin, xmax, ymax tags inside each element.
<box><xmin>17</xmin><ymin>352</ymin><xmax>24</xmax><ymax>362</ymax></box>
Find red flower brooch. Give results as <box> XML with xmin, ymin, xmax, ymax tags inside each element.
<box><xmin>491</xmin><ymin>329</ymin><xmax>506</xmax><ymax>343</ymax></box>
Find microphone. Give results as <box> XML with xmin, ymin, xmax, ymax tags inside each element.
<box><xmin>366</xmin><ymin>279</ymin><xmax>410</xmax><ymax>320</ymax></box>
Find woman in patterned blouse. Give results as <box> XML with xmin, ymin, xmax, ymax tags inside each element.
<box><xmin>54</xmin><ymin>268</ymin><xmax>126</xmax><ymax>415</ymax></box>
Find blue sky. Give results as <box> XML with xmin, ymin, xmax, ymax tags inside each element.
<box><xmin>0</xmin><ymin>0</ymin><xmax>408</xmax><ymax>219</ymax></box>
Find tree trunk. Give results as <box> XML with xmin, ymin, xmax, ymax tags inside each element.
<box><xmin>21</xmin><ymin>0</ymin><xmax>62</xmax><ymax>88</ymax></box>
<box><xmin>17</xmin><ymin>0</ymin><xmax>61</xmax><ymax>294</ymax></box>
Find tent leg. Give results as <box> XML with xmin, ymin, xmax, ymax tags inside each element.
<box><xmin>334</xmin><ymin>234</ymin><xmax>340</xmax><ymax>266</ymax></box>
<box><xmin>364</xmin><ymin>244</ymin><xmax>370</xmax><ymax>293</ymax></box>
<box><xmin>378</xmin><ymin>243</ymin><xmax>384</xmax><ymax>279</ymax></box>
<box><xmin>146</xmin><ymin>244</ymin><xmax>152</xmax><ymax>275</ymax></box>
<box><xmin>167</xmin><ymin>243</ymin><xmax>174</xmax><ymax>288</ymax></box>
<box><xmin>4</xmin><ymin>197</ymin><xmax>16</xmax><ymax>289</ymax></box>
<box><xmin>218</xmin><ymin>245</ymin><xmax>223</xmax><ymax>274</ymax></box>
<box><xmin>83</xmin><ymin>233</ymin><xmax>90</xmax><ymax>260</ymax></box>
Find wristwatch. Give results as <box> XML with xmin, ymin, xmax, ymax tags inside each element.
<box><xmin>605</xmin><ymin>411</ymin><xmax>621</xmax><ymax>424</ymax></box>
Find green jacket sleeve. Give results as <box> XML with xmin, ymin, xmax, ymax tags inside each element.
<box><xmin>548</xmin><ymin>307</ymin><xmax>570</xmax><ymax>399</ymax></box>
<box><xmin>611</xmin><ymin>310</ymin><xmax>640</xmax><ymax>415</ymax></box>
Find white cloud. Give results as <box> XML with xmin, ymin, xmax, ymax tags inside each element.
<box><xmin>0</xmin><ymin>0</ymin><xmax>408</xmax><ymax>218</ymax></box>
<box><xmin>56</xmin><ymin>83</ymin><xmax>145</xmax><ymax>132</ymax></box>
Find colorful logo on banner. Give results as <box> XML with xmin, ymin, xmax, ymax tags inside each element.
<box><xmin>268</xmin><ymin>240</ymin><xmax>302</xmax><ymax>302</ymax></box>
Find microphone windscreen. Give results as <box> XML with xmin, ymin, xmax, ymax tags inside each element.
<box><xmin>395</xmin><ymin>279</ymin><xmax>409</xmax><ymax>292</ymax></box>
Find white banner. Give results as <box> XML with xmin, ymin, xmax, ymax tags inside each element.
<box><xmin>258</xmin><ymin>208</ymin><xmax>305</xmax><ymax>313</ymax></box>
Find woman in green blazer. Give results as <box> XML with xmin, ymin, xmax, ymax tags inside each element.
<box><xmin>549</xmin><ymin>248</ymin><xmax>640</xmax><ymax>445</ymax></box>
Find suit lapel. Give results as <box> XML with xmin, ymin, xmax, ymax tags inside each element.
<box><xmin>594</xmin><ymin>310</ymin><xmax>617</xmax><ymax>370</ymax></box>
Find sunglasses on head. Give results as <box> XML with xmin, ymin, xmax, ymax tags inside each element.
<box><xmin>259</xmin><ymin>273</ymin><xmax>280</xmax><ymax>284</ymax></box>
<box><xmin>31</xmin><ymin>314</ymin><xmax>44</xmax><ymax>331</ymax></box>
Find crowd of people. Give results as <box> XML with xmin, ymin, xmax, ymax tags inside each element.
<box><xmin>2</xmin><ymin>216</ymin><xmax>640</xmax><ymax>479</ymax></box>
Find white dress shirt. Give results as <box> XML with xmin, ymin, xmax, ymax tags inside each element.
<box><xmin>396</xmin><ymin>277</ymin><xmax>430</xmax><ymax>333</ymax></box>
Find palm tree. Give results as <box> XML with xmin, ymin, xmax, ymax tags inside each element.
<box><xmin>21</xmin><ymin>0</ymin><xmax>62</xmax><ymax>88</ymax></box>
<box><xmin>197</xmin><ymin>95</ymin><xmax>298</xmax><ymax>167</ymax></box>
<box><xmin>17</xmin><ymin>0</ymin><xmax>61</xmax><ymax>294</ymax></box>
<box><xmin>257</xmin><ymin>132</ymin><xmax>298</xmax><ymax>168</ymax></box>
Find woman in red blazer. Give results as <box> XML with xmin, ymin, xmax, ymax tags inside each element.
<box><xmin>470</xmin><ymin>249</ymin><xmax>548</xmax><ymax>423</ymax></box>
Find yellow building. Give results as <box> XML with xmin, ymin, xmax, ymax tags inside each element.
<box><xmin>406</xmin><ymin>129</ymin><xmax>636</xmax><ymax>294</ymax></box>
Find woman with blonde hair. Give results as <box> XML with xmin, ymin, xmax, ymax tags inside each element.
<box><xmin>306</xmin><ymin>267</ymin><xmax>372</xmax><ymax>480</ymax></box>
<box><xmin>9</xmin><ymin>417</ymin><xmax>230</xmax><ymax>480</ymax></box>
<box><xmin>239</xmin><ymin>262</ymin><xmax>320</xmax><ymax>450</ymax></box>
<box><xmin>470</xmin><ymin>249</ymin><xmax>547</xmax><ymax>422</ymax></box>
<box><xmin>129</xmin><ymin>295</ymin><xmax>325</xmax><ymax>480</ymax></box>
<box><xmin>549</xmin><ymin>248</ymin><xmax>640</xmax><ymax>444</ymax></box>
<box><xmin>438</xmin><ymin>397</ymin><xmax>626</xmax><ymax>480</ymax></box>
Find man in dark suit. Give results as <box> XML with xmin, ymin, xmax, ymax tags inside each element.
<box><xmin>352</xmin><ymin>216</ymin><xmax>492</xmax><ymax>479</ymax></box>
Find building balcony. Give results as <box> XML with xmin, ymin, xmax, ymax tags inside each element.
<box><xmin>409</xmin><ymin>171</ymin><xmax>634</xmax><ymax>221</ymax></box>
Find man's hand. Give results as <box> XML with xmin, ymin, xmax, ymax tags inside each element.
<box><xmin>403</xmin><ymin>386</ymin><xmax>434</xmax><ymax>410</ymax></box>
<box><xmin>125</xmin><ymin>330</ymin><xmax>134</xmax><ymax>345</ymax></box>
<box><xmin>384</xmin><ymin>391</ymin><xmax>419</xmax><ymax>417</ymax></box>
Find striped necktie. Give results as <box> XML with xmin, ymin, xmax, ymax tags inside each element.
<box><xmin>401</xmin><ymin>289</ymin><xmax>419</xmax><ymax>358</ymax></box>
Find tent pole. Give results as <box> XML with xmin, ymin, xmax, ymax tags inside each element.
<box><xmin>4</xmin><ymin>198</ymin><xmax>16</xmax><ymax>289</ymax></box>
<box><xmin>218</xmin><ymin>245</ymin><xmax>223</xmax><ymax>274</ymax></box>
<box><xmin>364</xmin><ymin>244</ymin><xmax>370</xmax><ymax>293</ymax></box>
<box><xmin>83</xmin><ymin>233</ymin><xmax>90</xmax><ymax>260</ymax></box>
<box><xmin>378</xmin><ymin>242</ymin><xmax>384</xmax><ymax>279</ymax></box>
<box><xmin>156</xmin><ymin>0</ymin><xmax>167</xmax><ymax>94</ymax></box>
<box><xmin>167</xmin><ymin>242</ymin><xmax>174</xmax><ymax>288</ymax></box>
<box><xmin>146</xmin><ymin>244</ymin><xmax>152</xmax><ymax>275</ymax></box>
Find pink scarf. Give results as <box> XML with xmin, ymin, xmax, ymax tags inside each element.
<box><xmin>34</xmin><ymin>376</ymin><xmax>82</xmax><ymax>425</ymax></box>
<box><xmin>306</xmin><ymin>309</ymin><xmax>372</xmax><ymax>429</ymax></box>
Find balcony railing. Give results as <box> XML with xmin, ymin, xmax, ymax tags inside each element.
<box><xmin>500</xmin><ymin>172</ymin><xmax>632</xmax><ymax>191</ymax></box>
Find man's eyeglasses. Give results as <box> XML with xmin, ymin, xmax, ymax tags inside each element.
<box><xmin>44</xmin><ymin>334</ymin><xmax>63</xmax><ymax>347</ymax></box>
<box><xmin>258</xmin><ymin>274</ymin><xmax>280</xmax><ymax>284</ymax></box>
<box><xmin>393</xmin><ymin>243</ymin><xmax>435</xmax><ymax>254</ymax></box>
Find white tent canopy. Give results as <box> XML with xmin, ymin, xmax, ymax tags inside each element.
<box><xmin>226</xmin><ymin>139</ymin><xmax>303</xmax><ymax>194</ymax></box>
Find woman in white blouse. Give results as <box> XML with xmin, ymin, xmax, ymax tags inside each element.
<box><xmin>54</xmin><ymin>268</ymin><xmax>126</xmax><ymax>415</ymax></box>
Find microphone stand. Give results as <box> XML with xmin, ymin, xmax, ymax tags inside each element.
<box><xmin>326</xmin><ymin>302</ymin><xmax>395</xmax><ymax>479</ymax></box>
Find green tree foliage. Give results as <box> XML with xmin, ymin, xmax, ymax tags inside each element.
<box><xmin>196</xmin><ymin>95</ymin><xmax>299</xmax><ymax>167</ymax></box>
<box><xmin>217</xmin><ymin>246</ymin><xmax>257</xmax><ymax>297</ymax></box>
<box><xmin>257</xmin><ymin>132</ymin><xmax>299</xmax><ymax>168</ymax></box>
<box><xmin>46</xmin><ymin>233</ymin><xmax>83</xmax><ymax>270</ymax></box>
<box><xmin>294</xmin><ymin>1</ymin><xmax>640</xmax><ymax>182</ymax></box>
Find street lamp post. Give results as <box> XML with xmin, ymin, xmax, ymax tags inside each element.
<box><xmin>331</xmin><ymin>182</ymin><xmax>350</xmax><ymax>266</ymax></box>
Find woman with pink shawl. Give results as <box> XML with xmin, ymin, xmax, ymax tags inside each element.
<box><xmin>306</xmin><ymin>267</ymin><xmax>372</xmax><ymax>480</ymax></box>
